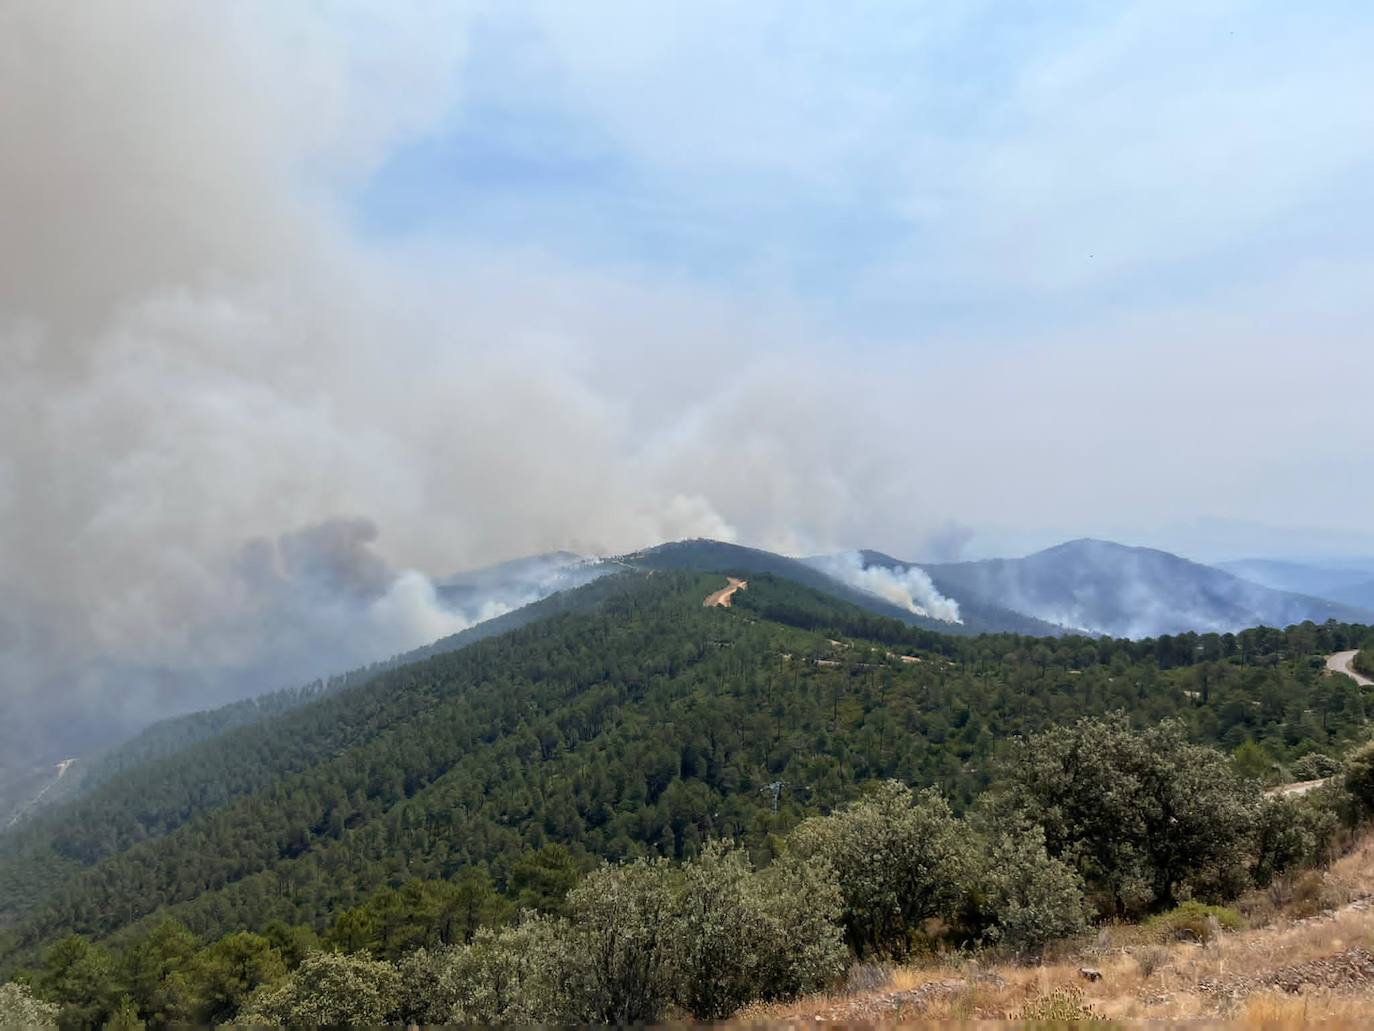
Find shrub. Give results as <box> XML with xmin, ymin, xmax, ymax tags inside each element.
<box><xmin>563</xmin><ymin>859</ymin><xmax>680</xmax><ymax>1024</ymax></box>
<box><xmin>1291</xmin><ymin>752</ymin><xmax>1341</xmax><ymax>780</ymax></box>
<box><xmin>393</xmin><ymin>845</ymin><xmax>845</xmax><ymax>1026</ymax></box>
<box><xmin>789</xmin><ymin>781</ymin><xmax>969</xmax><ymax>957</ymax></box>
<box><xmin>1134</xmin><ymin>946</ymin><xmax>1171</xmax><ymax>978</ymax></box>
<box><xmin>842</xmin><ymin>961</ymin><xmax>892</xmax><ymax>995</ymax></box>
<box><xmin>970</xmin><ymin>825</ymin><xmax>1087</xmax><ymax>954</ymax></box>
<box><xmin>397</xmin><ymin>915</ymin><xmax>573</xmax><ymax>1025</ymax></box>
<box><xmin>238</xmin><ymin>951</ymin><xmax>401</xmax><ymax>1027</ymax></box>
<box><xmin>101</xmin><ymin>996</ymin><xmax>144</xmax><ymax>1031</ymax></box>
<box><xmin>1017</xmin><ymin>986</ymin><xmax>1103</xmax><ymax>1025</ymax></box>
<box><xmin>1143</xmin><ymin>901</ymin><xmax>1243</xmax><ymax>943</ymax></box>
<box><xmin>1002</xmin><ymin>716</ymin><xmax>1260</xmax><ymax>916</ymax></box>
<box><xmin>667</xmin><ymin>843</ymin><xmax>760</xmax><ymax>1020</ymax></box>
<box><xmin>0</xmin><ymin>982</ymin><xmax>60</xmax><ymax>1029</ymax></box>
<box><xmin>1354</xmin><ymin>645</ymin><xmax>1374</xmax><ymax>678</ymax></box>
<box><xmin>1343</xmin><ymin>741</ymin><xmax>1374</xmax><ymax>818</ymax></box>
<box><xmin>748</xmin><ymin>851</ymin><xmax>848</xmax><ymax>1002</ymax></box>
<box><xmin>1251</xmin><ymin>792</ymin><xmax>1340</xmax><ymax>887</ymax></box>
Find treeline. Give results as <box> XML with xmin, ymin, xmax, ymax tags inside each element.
<box><xmin>2</xmin><ymin>573</ymin><xmax>1371</xmax><ymax>968</ymax></box>
<box><xmin>8</xmin><ymin>715</ymin><xmax>1374</xmax><ymax>1028</ymax></box>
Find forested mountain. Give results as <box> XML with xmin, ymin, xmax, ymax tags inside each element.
<box><xmin>912</xmin><ymin>539</ymin><xmax>1374</xmax><ymax>637</ymax></box>
<box><xmin>1</xmin><ymin>571</ymin><xmax>629</xmax><ymax>833</ymax></box>
<box><xmin>2</xmin><ymin>566</ymin><xmax>1370</xmax><ymax>976</ymax></box>
<box><xmin>629</xmin><ymin>539</ymin><xmax>1059</xmax><ymax>634</ymax></box>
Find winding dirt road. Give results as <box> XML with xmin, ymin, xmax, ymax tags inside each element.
<box><xmin>1327</xmin><ymin>650</ymin><xmax>1374</xmax><ymax>688</ymax></box>
<box><xmin>704</xmin><ymin>577</ymin><xmax>747</xmax><ymax>607</ymax></box>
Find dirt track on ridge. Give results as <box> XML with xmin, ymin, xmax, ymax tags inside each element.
<box><xmin>704</xmin><ymin>578</ymin><xmax>747</xmax><ymax>607</ymax></box>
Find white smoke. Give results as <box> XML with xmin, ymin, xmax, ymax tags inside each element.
<box><xmin>4</xmin><ymin>1</ymin><xmax>985</xmax><ymax>771</ymax></box>
<box><xmin>813</xmin><ymin>552</ymin><xmax>963</xmax><ymax>624</ymax></box>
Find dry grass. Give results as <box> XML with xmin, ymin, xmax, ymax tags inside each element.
<box><xmin>736</xmin><ymin>835</ymin><xmax>1374</xmax><ymax>1027</ymax></box>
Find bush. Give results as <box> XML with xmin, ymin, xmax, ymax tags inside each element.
<box><xmin>789</xmin><ymin>781</ymin><xmax>969</xmax><ymax>956</ymax></box>
<box><xmin>1251</xmin><ymin>793</ymin><xmax>1340</xmax><ymax>887</ymax></box>
<box><xmin>666</xmin><ymin>843</ymin><xmax>759</xmax><ymax>1019</ymax></box>
<box><xmin>1017</xmin><ymin>986</ymin><xmax>1103</xmax><ymax>1025</ymax></box>
<box><xmin>397</xmin><ymin>915</ymin><xmax>573</xmax><ymax>1025</ymax></box>
<box><xmin>392</xmin><ymin>846</ymin><xmax>845</xmax><ymax>1026</ymax></box>
<box><xmin>1343</xmin><ymin>741</ymin><xmax>1374</xmax><ymax>818</ymax></box>
<box><xmin>1143</xmin><ymin>901</ymin><xmax>1243</xmax><ymax>943</ymax></box>
<box><xmin>748</xmin><ymin>851</ymin><xmax>848</xmax><ymax>1003</ymax></box>
<box><xmin>563</xmin><ymin>859</ymin><xmax>679</xmax><ymax>1024</ymax></box>
<box><xmin>0</xmin><ymin>982</ymin><xmax>60</xmax><ymax>1029</ymax></box>
<box><xmin>1354</xmin><ymin>645</ymin><xmax>1374</xmax><ymax>678</ymax></box>
<box><xmin>842</xmin><ymin>961</ymin><xmax>892</xmax><ymax>995</ymax></box>
<box><xmin>238</xmin><ymin>951</ymin><xmax>401</xmax><ymax>1027</ymax></box>
<box><xmin>1291</xmin><ymin>752</ymin><xmax>1341</xmax><ymax>780</ymax></box>
<box><xmin>1002</xmin><ymin>716</ymin><xmax>1260</xmax><ymax>916</ymax></box>
<box><xmin>1134</xmin><ymin>946</ymin><xmax>1170</xmax><ymax>978</ymax></box>
<box><xmin>970</xmin><ymin>826</ymin><xmax>1087</xmax><ymax>954</ymax></box>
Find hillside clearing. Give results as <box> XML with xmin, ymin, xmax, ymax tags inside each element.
<box><xmin>704</xmin><ymin>576</ymin><xmax>747</xmax><ymax>607</ymax></box>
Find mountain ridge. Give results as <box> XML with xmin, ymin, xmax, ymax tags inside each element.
<box><xmin>912</xmin><ymin>537</ymin><xmax>1374</xmax><ymax>638</ymax></box>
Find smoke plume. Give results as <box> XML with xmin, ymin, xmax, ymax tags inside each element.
<box><xmin>0</xmin><ymin>3</ymin><xmax>942</xmax><ymax>767</ymax></box>
<box><xmin>812</xmin><ymin>552</ymin><xmax>963</xmax><ymax>624</ymax></box>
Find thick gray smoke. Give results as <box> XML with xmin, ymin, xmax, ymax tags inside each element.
<box><xmin>0</xmin><ymin>4</ymin><xmax>937</xmax><ymax>767</ymax></box>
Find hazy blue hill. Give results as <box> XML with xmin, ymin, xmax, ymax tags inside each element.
<box><xmin>922</xmin><ymin>539</ymin><xmax>1374</xmax><ymax>638</ymax></box>
<box><xmin>1218</xmin><ymin>558</ymin><xmax>1374</xmax><ymax>612</ymax></box>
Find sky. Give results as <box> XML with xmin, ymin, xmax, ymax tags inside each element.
<box><xmin>2</xmin><ymin>1</ymin><xmax>1373</xmax><ymax>760</ymax></box>
<box><xmin>347</xmin><ymin>0</ymin><xmax>1374</xmax><ymax>555</ymax></box>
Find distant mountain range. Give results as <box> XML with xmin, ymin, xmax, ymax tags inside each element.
<box><xmin>1217</xmin><ymin>558</ymin><xmax>1374</xmax><ymax>613</ymax></box>
<box><xmin>475</xmin><ymin>538</ymin><xmax>1374</xmax><ymax>640</ymax></box>
<box><xmin>487</xmin><ymin>537</ymin><xmax>1374</xmax><ymax>640</ymax></box>
<box><xmin>905</xmin><ymin>539</ymin><xmax>1374</xmax><ymax>638</ymax></box>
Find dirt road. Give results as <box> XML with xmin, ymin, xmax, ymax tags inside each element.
<box><xmin>704</xmin><ymin>577</ymin><xmax>747</xmax><ymax>607</ymax></box>
<box><xmin>1327</xmin><ymin>650</ymin><xmax>1374</xmax><ymax>688</ymax></box>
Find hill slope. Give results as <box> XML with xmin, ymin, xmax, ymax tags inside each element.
<box><xmin>1219</xmin><ymin>557</ymin><xmax>1374</xmax><ymax>612</ymax></box>
<box><xmin>918</xmin><ymin>539</ymin><xmax>1374</xmax><ymax>638</ymax></box>
<box><xmin>628</xmin><ymin>539</ymin><xmax>1060</xmax><ymax>635</ymax></box>
<box><xmin>2</xmin><ymin>566</ymin><xmax>1370</xmax><ymax>970</ymax></box>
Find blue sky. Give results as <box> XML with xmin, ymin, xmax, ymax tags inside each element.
<box><xmin>352</xmin><ymin>1</ymin><xmax>1374</xmax><ymax>351</ymax></box>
